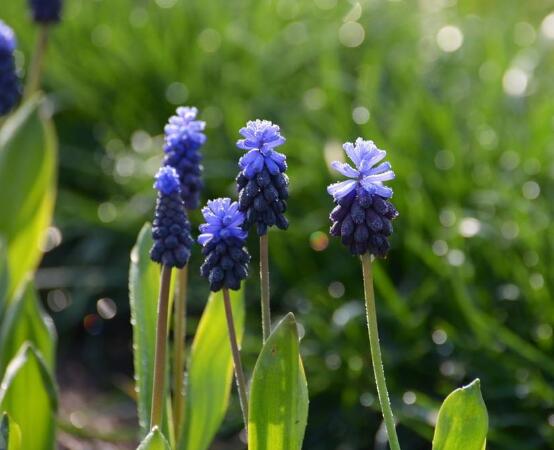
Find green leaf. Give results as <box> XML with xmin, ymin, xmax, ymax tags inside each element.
<box><xmin>0</xmin><ymin>281</ymin><xmax>56</xmax><ymax>375</ymax></box>
<box><xmin>129</xmin><ymin>224</ymin><xmax>174</xmax><ymax>441</ymax></box>
<box><xmin>0</xmin><ymin>238</ymin><xmax>9</xmax><ymax>318</ymax></box>
<box><xmin>0</xmin><ymin>96</ymin><xmax>57</xmax><ymax>301</ymax></box>
<box><xmin>178</xmin><ymin>288</ymin><xmax>245</xmax><ymax>450</ymax></box>
<box><xmin>1</xmin><ymin>412</ymin><xmax>22</xmax><ymax>450</ymax></box>
<box><xmin>0</xmin><ymin>343</ymin><xmax>57</xmax><ymax>450</ymax></box>
<box><xmin>137</xmin><ymin>427</ymin><xmax>171</xmax><ymax>450</ymax></box>
<box><xmin>248</xmin><ymin>313</ymin><xmax>309</xmax><ymax>450</ymax></box>
<box><xmin>432</xmin><ymin>379</ymin><xmax>488</xmax><ymax>450</ymax></box>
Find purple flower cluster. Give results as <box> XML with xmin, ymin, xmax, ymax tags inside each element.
<box><xmin>28</xmin><ymin>0</ymin><xmax>63</xmax><ymax>24</ymax></box>
<box><xmin>198</xmin><ymin>198</ymin><xmax>250</xmax><ymax>291</ymax></box>
<box><xmin>0</xmin><ymin>21</ymin><xmax>21</xmax><ymax>117</ymax></box>
<box><xmin>236</xmin><ymin>120</ymin><xmax>289</xmax><ymax>236</ymax></box>
<box><xmin>163</xmin><ymin>107</ymin><xmax>206</xmax><ymax>210</ymax></box>
<box><xmin>328</xmin><ymin>139</ymin><xmax>398</xmax><ymax>257</ymax></box>
<box><xmin>150</xmin><ymin>167</ymin><xmax>194</xmax><ymax>268</ymax></box>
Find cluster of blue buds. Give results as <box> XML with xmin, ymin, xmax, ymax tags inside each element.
<box><xmin>236</xmin><ymin>120</ymin><xmax>289</xmax><ymax>236</ymax></box>
<box><xmin>198</xmin><ymin>198</ymin><xmax>251</xmax><ymax>292</ymax></box>
<box><xmin>28</xmin><ymin>0</ymin><xmax>63</xmax><ymax>24</ymax></box>
<box><xmin>0</xmin><ymin>21</ymin><xmax>21</xmax><ymax>117</ymax></box>
<box><xmin>150</xmin><ymin>167</ymin><xmax>194</xmax><ymax>268</ymax></box>
<box><xmin>163</xmin><ymin>107</ymin><xmax>206</xmax><ymax>210</ymax></box>
<box><xmin>328</xmin><ymin>138</ymin><xmax>398</xmax><ymax>257</ymax></box>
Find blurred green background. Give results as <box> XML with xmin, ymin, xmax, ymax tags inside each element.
<box><xmin>3</xmin><ymin>0</ymin><xmax>554</xmax><ymax>448</ymax></box>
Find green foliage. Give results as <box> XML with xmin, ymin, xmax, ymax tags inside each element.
<box><xmin>0</xmin><ymin>344</ymin><xmax>57</xmax><ymax>450</ymax></box>
<box><xmin>248</xmin><ymin>313</ymin><xmax>309</xmax><ymax>450</ymax></box>
<box><xmin>0</xmin><ymin>413</ymin><xmax>22</xmax><ymax>450</ymax></box>
<box><xmin>178</xmin><ymin>288</ymin><xmax>245</xmax><ymax>450</ymax></box>
<box><xmin>432</xmin><ymin>379</ymin><xmax>488</xmax><ymax>450</ymax></box>
<box><xmin>0</xmin><ymin>97</ymin><xmax>57</xmax><ymax>301</ymax></box>
<box><xmin>0</xmin><ymin>282</ymin><xmax>56</xmax><ymax>375</ymax></box>
<box><xmin>129</xmin><ymin>223</ymin><xmax>166</xmax><ymax>436</ymax></box>
<box><xmin>0</xmin><ymin>239</ymin><xmax>9</xmax><ymax>318</ymax></box>
<box><xmin>137</xmin><ymin>427</ymin><xmax>171</xmax><ymax>450</ymax></box>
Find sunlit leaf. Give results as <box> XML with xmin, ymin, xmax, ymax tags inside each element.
<box><xmin>1</xmin><ymin>412</ymin><xmax>22</xmax><ymax>450</ymax></box>
<box><xmin>178</xmin><ymin>288</ymin><xmax>245</xmax><ymax>450</ymax></box>
<box><xmin>0</xmin><ymin>343</ymin><xmax>57</xmax><ymax>450</ymax></box>
<box><xmin>248</xmin><ymin>313</ymin><xmax>309</xmax><ymax>450</ymax></box>
<box><xmin>0</xmin><ymin>238</ymin><xmax>9</xmax><ymax>318</ymax></box>
<box><xmin>129</xmin><ymin>223</ymin><xmax>174</xmax><ymax>440</ymax></box>
<box><xmin>432</xmin><ymin>379</ymin><xmax>488</xmax><ymax>450</ymax></box>
<box><xmin>0</xmin><ymin>281</ymin><xmax>56</xmax><ymax>375</ymax></box>
<box><xmin>0</xmin><ymin>96</ymin><xmax>57</xmax><ymax>301</ymax></box>
<box><xmin>137</xmin><ymin>426</ymin><xmax>171</xmax><ymax>450</ymax></box>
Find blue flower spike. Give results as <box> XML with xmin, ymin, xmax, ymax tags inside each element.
<box><xmin>0</xmin><ymin>21</ymin><xmax>21</xmax><ymax>117</ymax></box>
<box><xmin>163</xmin><ymin>106</ymin><xmax>206</xmax><ymax>210</ymax></box>
<box><xmin>236</xmin><ymin>119</ymin><xmax>289</xmax><ymax>236</ymax></box>
<box><xmin>327</xmin><ymin>138</ymin><xmax>398</xmax><ymax>257</ymax></box>
<box><xmin>150</xmin><ymin>166</ymin><xmax>194</xmax><ymax>268</ymax></box>
<box><xmin>198</xmin><ymin>198</ymin><xmax>251</xmax><ymax>292</ymax></box>
<box><xmin>28</xmin><ymin>0</ymin><xmax>63</xmax><ymax>24</ymax></box>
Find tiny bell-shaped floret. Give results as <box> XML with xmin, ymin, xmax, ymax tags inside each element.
<box><xmin>236</xmin><ymin>119</ymin><xmax>289</xmax><ymax>236</ymax></box>
<box><xmin>0</xmin><ymin>21</ymin><xmax>21</xmax><ymax>117</ymax></box>
<box><xmin>327</xmin><ymin>138</ymin><xmax>398</xmax><ymax>257</ymax></box>
<box><xmin>198</xmin><ymin>198</ymin><xmax>251</xmax><ymax>291</ymax></box>
<box><xmin>150</xmin><ymin>167</ymin><xmax>194</xmax><ymax>268</ymax></box>
<box><xmin>28</xmin><ymin>0</ymin><xmax>63</xmax><ymax>24</ymax></box>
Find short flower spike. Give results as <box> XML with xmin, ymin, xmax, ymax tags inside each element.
<box><xmin>163</xmin><ymin>106</ymin><xmax>206</xmax><ymax>210</ymax></box>
<box><xmin>28</xmin><ymin>0</ymin><xmax>63</xmax><ymax>24</ymax></box>
<box><xmin>0</xmin><ymin>21</ymin><xmax>21</xmax><ymax>116</ymax></box>
<box><xmin>327</xmin><ymin>138</ymin><xmax>398</xmax><ymax>257</ymax></box>
<box><xmin>236</xmin><ymin>119</ymin><xmax>289</xmax><ymax>236</ymax></box>
<box><xmin>150</xmin><ymin>167</ymin><xmax>194</xmax><ymax>268</ymax></box>
<box><xmin>198</xmin><ymin>198</ymin><xmax>250</xmax><ymax>291</ymax></box>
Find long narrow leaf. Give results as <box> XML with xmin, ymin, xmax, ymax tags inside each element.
<box><xmin>178</xmin><ymin>288</ymin><xmax>245</xmax><ymax>450</ymax></box>
<box><xmin>432</xmin><ymin>379</ymin><xmax>488</xmax><ymax>450</ymax></box>
<box><xmin>0</xmin><ymin>343</ymin><xmax>57</xmax><ymax>450</ymax></box>
<box><xmin>0</xmin><ymin>281</ymin><xmax>56</xmax><ymax>374</ymax></box>
<box><xmin>1</xmin><ymin>412</ymin><xmax>22</xmax><ymax>450</ymax></box>
<box><xmin>248</xmin><ymin>313</ymin><xmax>309</xmax><ymax>450</ymax></box>
<box><xmin>0</xmin><ymin>238</ymin><xmax>9</xmax><ymax>317</ymax></box>
<box><xmin>0</xmin><ymin>96</ymin><xmax>57</xmax><ymax>301</ymax></box>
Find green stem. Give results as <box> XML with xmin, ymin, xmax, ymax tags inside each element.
<box><xmin>150</xmin><ymin>264</ymin><xmax>173</xmax><ymax>429</ymax></box>
<box><xmin>222</xmin><ymin>288</ymin><xmax>249</xmax><ymax>432</ymax></box>
<box><xmin>172</xmin><ymin>264</ymin><xmax>188</xmax><ymax>438</ymax></box>
<box><xmin>361</xmin><ymin>253</ymin><xmax>401</xmax><ymax>450</ymax></box>
<box><xmin>24</xmin><ymin>25</ymin><xmax>49</xmax><ymax>98</ymax></box>
<box><xmin>260</xmin><ymin>234</ymin><xmax>271</xmax><ymax>342</ymax></box>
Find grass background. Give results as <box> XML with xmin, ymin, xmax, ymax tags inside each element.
<box><xmin>3</xmin><ymin>0</ymin><xmax>554</xmax><ymax>448</ymax></box>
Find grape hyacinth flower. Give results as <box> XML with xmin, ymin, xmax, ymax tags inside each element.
<box><xmin>328</xmin><ymin>138</ymin><xmax>398</xmax><ymax>257</ymax></box>
<box><xmin>150</xmin><ymin>166</ymin><xmax>194</xmax><ymax>268</ymax></box>
<box><xmin>0</xmin><ymin>21</ymin><xmax>21</xmax><ymax>117</ymax></box>
<box><xmin>236</xmin><ymin>119</ymin><xmax>289</xmax><ymax>236</ymax></box>
<box><xmin>327</xmin><ymin>137</ymin><xmax>402</xmax><ymax>450</ymax></box>
<box><xmin>28</xmin><ymin>0</ymin><xmax>63</xmax><ymax>24</ymax></box>
<box><xmin>163</xmin><ymin>106</ymin><xmax>207</xmax><ymax>210</ymax></box>
<box><xmin>198</xmin><ymin>198</ymin><xmax>250</xmax><ymax>292</ymax></box>
<box><xmin>198</xmin><ymin>197</ymin><xmax>250</xmax><ymax>430</ymax></box>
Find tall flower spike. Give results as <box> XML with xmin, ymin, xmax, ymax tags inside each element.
<box><xmin>198</xmin><ymin>198</ymin><xmax>251</xmax><ymax>292</ymax></box>
<box><xmin>163</xmin><ymin>106</ymin><xmax>206</xmax><ymax>210</ymax></box>
<box><xmin>28</xmin><ymin>0</ymin><xmax>63</xmax><ymax>24</ymax></box>
<box><xmin>327</xmin><ymin>138</ymin><xmax>398</xmax><ymax>257</ymax></box>
<box><xmin>150</xmin><ymin>167</ymin><xmax>194</xmax><ymax>268</ymax></box>
<box><xmin>236</xmin><ymin>119</ymin><xmax>289</xmax><ymax>236</ymax></box>
<box><xmin>0</xmin><ymin>21</ymin><xmax>21</xmax><ymax>117</ymax></box>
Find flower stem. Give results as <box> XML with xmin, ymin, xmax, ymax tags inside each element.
<box><xmin>222</xmin><ymin>288</ymin><xmax>249</xmax><ymax>432</ymax></box>
<box><xmin>150</xmin><ymin>264</ymin><xmax>173</xmax><ymax>429</ymax></box>
<box><xmin>25</xmin><ymin>25</ymin><xmax>49</xmax><ymax>98</ymax></box>
<box><xmin>172</xmin><ymin>264</ymin><xmax>188</xmax><ymax>438</ymax></box>
<box><xmin>260</xmin><ymin>234</ymin><xmax>271</xmax><ymax>343</ymax></box>
<box><xmin>361</xmin><ymin>253</ymin><xmax>401</xmax><ymax>450</ymax></box>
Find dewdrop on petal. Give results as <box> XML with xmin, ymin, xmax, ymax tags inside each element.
<box><xmin>150</xmin><ymin>167</ymin><xmax>194</xmax><ymax>268</ymax></box>
<box><xmin>327</xmin><ymin>138</ymin><xmax>398</xmax><ymax>257</ymax></box>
